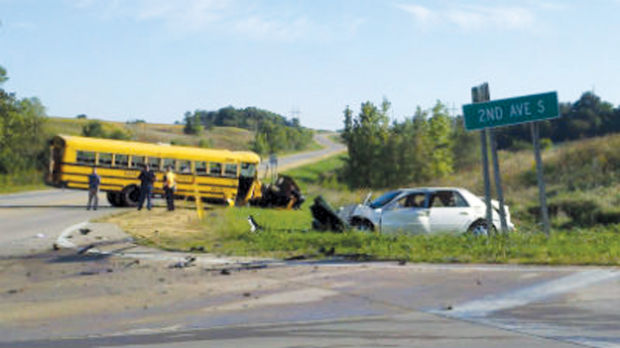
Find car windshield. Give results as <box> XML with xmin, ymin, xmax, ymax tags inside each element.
<box><xmin>369</xmin><ymin>190</ymin><xmax>402</xmax><ymax>209</ymax></box>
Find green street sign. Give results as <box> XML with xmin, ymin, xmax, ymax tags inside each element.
<box><xmin>463</xmin><ymin>91</ymin><xmax>559</xmax><ymax>131</ymax></box>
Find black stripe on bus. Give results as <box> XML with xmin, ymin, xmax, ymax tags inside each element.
<box><xmin>66</xmin><ymin>181</ymin><xmax>225</xmax><ymax>197</ymax></box>
<box><xmin>61</xmin><ymin>171</ymin><xmax>238</xmax><ymax>189</ymax></box>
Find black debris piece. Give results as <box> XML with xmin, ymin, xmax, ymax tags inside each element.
<box><xmin>79</xmin><ymin>228</ymin><xmax>91</xmax><ymax>235</ymax></box>
<box><xmin>284</xmin><ymin>254</ymin><xmax>308</xmax><ymax>261</ymax></box>
<box><xmin>52</xmin><ymin>243</ymin><xmax>60</xmax><ymax>251</ymax></box>
<box><xmin>124</xmin><ymin>260</ymin><xmax>140</xmax><ymax>268</ymax></box>
<box><xmin>7</xmin><ymin>288</ymin><xmax>23</xmax><ymax>294</ymax></box>
<box><xmin>398</xmin><ymin>260</ymin><xmax>407</xmax><ymax>266</ymax></box>
<box><xmin>220</xmin><ymin>269</ymin><xmax>231</xmax><ymax>275</ymax></box>
<box><xmin>243</xmin><ymin>292</ymin><xmax>251</xmax><ymax>297</ymax></box>
<box><xmin>311</xmin><ymin>196</ymin><xmax>348</xmax><ymax>232</ymax></box>
<box><xmin>189</xmin><ymin>246</ymin><xmax>205</xmax><ymax>252</ymax></box>
<box><xmin>319</xmin><ymin>246</ymin><xmax>335</xmax><ymax>256</ymax></box>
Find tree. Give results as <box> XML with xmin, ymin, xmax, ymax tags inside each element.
<box><xmin>428</xmin><ymin>101</ymin><xmax>454</xmax><ymax>177</ymax></box>
<box><xmin>82</xmin><ymin>121</ymin><xmax>106</xmax><ymax>138</ymax></box>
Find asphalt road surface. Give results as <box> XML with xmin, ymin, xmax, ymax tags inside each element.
<box><xmin>1</xmin><ymin>134</ymin><xmax>619</xmax><ymax>348</ymax></box>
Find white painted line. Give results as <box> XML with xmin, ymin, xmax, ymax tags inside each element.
<box><xmin>55</xmin><ymin>221</ymin><xmax>88</xmax><ymax>249</ymax></box>
<box><xmin>437</xmin><ymin>270</ymin><xmax>619</xmax><ymax>318</ymax></box>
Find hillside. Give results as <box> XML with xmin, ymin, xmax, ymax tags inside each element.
<box><xmin>46</xmin><ymin>117</ymin><xmax>255</xmax><ymax>151</ymax></box>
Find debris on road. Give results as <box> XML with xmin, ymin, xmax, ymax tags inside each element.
<box><xmin>79</xmin><ymin>228</ymin><xmax>91</xmax><ymax>235</ymax></box>
<box><xmin>52</xmin><ymin>243</ymin><xmax>60</xmax><ymax>251</ymax></box>
<box><xmin>169</xmin><ymin>256</ymin><xmax>196</xmax><ymax>269</ymax></box>
<box><xmin>123</xmin><ymin>260</ymin><xmax>140</xmax><ymax>268</ymax></box>
<box><xmin>311</xmin><ymin>196</ymin><xmax>348</xmax><ymax>232</ymax></box>
<box><xmin>220</xmin><ymin>269</ymin><xmax>231</xmax><ymax>275</ymax></box>
<box><xmin>189</xmin><ymin>245</ymin><xmax>205</xmax><ymax>252</ymax></box>
<box><xmin>398</xmin><ymin>260</ymin><xmax>407</xmax><ymax>266</ymax></box>
<box><xmin>7</xmin><ymin>288</ymin><xmax>23</xmax><ymax>294</ymax></box>
<box><xmin>77</xmin><ymin>244</ymin><xmax>95</xmax><ymax>255</ymax></box>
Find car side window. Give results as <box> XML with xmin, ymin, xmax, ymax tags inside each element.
<box><xmin>395</xmin><ymin>193</ymin><xmax>426</xmax><ymax>208</ymax></box>
<box><xmin>430</xmin><ymin>191</ymin><xmax>468</xmax><ymax>208</ymax></box>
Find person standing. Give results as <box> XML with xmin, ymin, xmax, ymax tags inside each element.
<box><xmin>86</xmin><ymin>167</ymin><xmax>101</xmax><ymax>210</ymax></box>
<box><xmin>137</xmin><ymin>164</ymin><xmax>156</xmax><ymax>211</ymax></box>
<box><xmin>163</xmin><ymin>165</ymin><xmax>176</xmax><ymax>211</ymax></box>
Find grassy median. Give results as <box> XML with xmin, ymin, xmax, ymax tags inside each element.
<box><xmin>100</xmin><ymin>152</ymin><xmax>620</xmax><ymax>265</ymax></box>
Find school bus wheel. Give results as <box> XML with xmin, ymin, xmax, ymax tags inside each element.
<box><xmin>122</xmin><ymin>185</ymin><xmax>140</xmax><ymax>207</ymax></box>
<box><xmin>106</xmin><ymin>191</ymin><xmax>123</xmax><ymax>207</ymax></box>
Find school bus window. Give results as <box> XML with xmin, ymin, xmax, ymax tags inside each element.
<box><xmin>224</xmin><ymin>163</ymin><xmax>238</xmax><ymax>177</ymax></box>
<box><xmin>240</xmin><ymin>163</ymin><xmax>256</xmax><ymax>177</ymax></box>
<box><xmin>163</xmin><ymin>158</ymin><xmax>176</xmax><ymax>170</ymax></box>
<box><xmin>209</xmin><ymin>162</ymin><xmax>222</xmax><ymax>176</ymax></box>
<box><xmin>76</xmin><ymin>151</ymin><xmax>95</xmax><ymax>165</ymax></box>
<box><xmin>179</xmin><ymin>160</ymin><xmax>192</xmax><ymax>173</ymax></box>
<box><xmin>130</xmin><ymin>156</ymin><xmax>145</xmax><ymax>168</ymax></box>
<box><xmin>148</xmin><ymin>157</ymin><xmax>161</xmax><ymax>170</ymax></box>
<box><xmin>99</xmin><ymin>153</ymin><xmax>113</xmax><ymax>167</ymax></box>
<box><xmin>115</xmin><ymin>154</ymin><xmax>129</xmax><ymax>168</ymax></box>
<box><xmin>195</xmin><ymin>161</ymin><xmax>207</xmax><ymax>175</ymax></box>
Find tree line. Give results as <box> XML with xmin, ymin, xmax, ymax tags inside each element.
<box><xmin>183</xmin><ymin>106</ymin><xmax>313</xmax><ymax>156</ymax></box>
<box><xmin>342</xmin><ymin>92</ymin><xmax>620</xmax><ymax>189</ymax></box>
<box><xmin>495</xmin><ymin>92</ymin><xmax>620</xmax><ymax>150</ymax></box>
<box><xmin>0</xmin><ymin>66</ymin><xmax>47</xmax><ymax>175</ymax></box>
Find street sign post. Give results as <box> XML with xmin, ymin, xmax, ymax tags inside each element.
<box><xmin>463</xmin><ymin>89</ymin><xmax>559</xmax><ymax>236</ymax></box>
<box><xmin>471</xmin><ymin>84</ymin><xmax>494</xmax><ymax>236</ymax></box>
<box><xmin>463</xmin><ymin>92</ymin><xmax>559</xmax><ymax>131</ymax></box>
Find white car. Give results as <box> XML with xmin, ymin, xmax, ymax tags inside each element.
<box><xmin>337</xmin><ymin>187</ymin><xmax>514</xmax><ymax>236</ymax></box>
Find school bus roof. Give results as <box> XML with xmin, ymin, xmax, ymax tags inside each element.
<box><xmin>56</xmin><ymin>135</ymin><xmax>260</xmax><ymax>163</ymax></box>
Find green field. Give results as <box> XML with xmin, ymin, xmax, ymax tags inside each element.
<box><xmin>102</xmin><ymin>134</ymin><xmax>620</xmax><ymax>265</ymax></box>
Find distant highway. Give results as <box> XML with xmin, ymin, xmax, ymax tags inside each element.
<box><xmin>258</xmin><ymin>132</ymin><xmax>345</xmax><ymax>175</ymax></box>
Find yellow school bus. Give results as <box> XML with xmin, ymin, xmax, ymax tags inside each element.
<box><xmin>47</xmin><ymin>135</ymin><xmax>262</xmax><ymax>207</ymax></box>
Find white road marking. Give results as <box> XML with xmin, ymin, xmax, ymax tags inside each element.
<box><xmin>432</xmin><ymin>270</ymin><xmax>620</xmax><ymax>348</ymax></box>
<box><xmin>436</xmin><ymin>270</ymin><xmax>619</xmax><ymax>318</ymax></box>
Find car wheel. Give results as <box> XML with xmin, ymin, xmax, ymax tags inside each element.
<box><xmin>122</xmin><ymin>185</ymin><xmax>140</xmax><ymax>207</ymax></box>
<box><xmin>467</xmin><ymin>220</ymin><xmax>493</xmax><ymax>237</ymax></box>
<box><xmin>351</xmin><ymin>218</ymin><xmax>374</xmax><ymax>232</ymax></box>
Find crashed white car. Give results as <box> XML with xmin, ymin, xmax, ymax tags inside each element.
<box><xmin>338</xmin><ymin>187</ymin><xmax>514</xmax><ymax>235</ymax></box>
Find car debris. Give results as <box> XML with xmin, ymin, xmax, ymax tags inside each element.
<box><xmin>77</xmin><ymin>244</ymin><xmax>95</xmax><ymax>255</ymax></box>
<box><xmin>252</xmin><ymin>175</ymin><xmax>305</xmax><ymax>209</ymax></box>
<box><xmin>169</xmin><ymin>256</ymin><xmax>196</xmax><ymax>269</ymax></box>
<box><xmin>310</xmin><ymin>196</ymin><xmax>348</xmax><ymax>232</ymax></box>
<box><xmin>79</xmin><ymin>228</ymin><xmax>91</xmax><ymax>235</ymax></box>
<box><xmin>123</xmin><ymin>259</ymin><xmax>140</xmax><ymax>268</ymax></box>
<box><xmin>247</xmin><ymin>215</ymin><xmax>263</xmax><ymax>232</ymax></box>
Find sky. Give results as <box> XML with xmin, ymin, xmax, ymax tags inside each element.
<box><xmin>1</xmin><ymin>0</ymin><xmax>619</xmax><ymax>130</ymax></box>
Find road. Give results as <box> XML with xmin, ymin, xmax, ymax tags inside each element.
<box><xmin>258</xmin><ymin>131</ymin><xmax>346</xmax><ymax>175</ymax></box>
<box><xmin>1</xmin><ymin>133</ymin><xmax>619</xmax><ymax>348</ymax></box>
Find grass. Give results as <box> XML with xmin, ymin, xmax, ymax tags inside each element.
<box><xmin>102</xmin><ymin>204</ymin><xmax>620</xmax><ymax>265</ymax></box>
<box><xmin>0</xmin><ymin>171</ymin><xmax>48</xmax><ymax>194</ymax></box>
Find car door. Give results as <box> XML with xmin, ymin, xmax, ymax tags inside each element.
<box><xmin>428</xmin><ymin>190</ymin><xmax>473</xmax><ymax>234</ymax></box>
<box><xmin>380</xmin><ymin>192</ymin><xmax>430</xmax><ymax>235</ymax></box>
